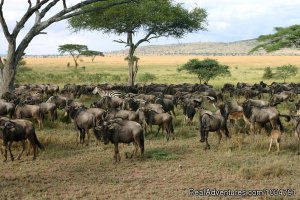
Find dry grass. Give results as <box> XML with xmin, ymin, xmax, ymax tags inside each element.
<box><xmin>22</xmin><ymin>55</ymin><xmax>300</xmax><ymax>87</ymax></box>
<box><xmin>1</xmin><ymin>55</ymin><xmax>300</xmax><ymax>199</ymax></box>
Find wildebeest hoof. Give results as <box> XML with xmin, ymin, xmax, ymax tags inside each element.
<box><xmin>32</xmin><ymin>157</ymin><xmax>36</xmax><ymax>160</ymax></box>
<box><xmin>298</xmin><ymin>152</ymin><xmax>300</xmax><ymax>155</ymax></box>
<box><xmin>200</xmin><ymin>139</ymin><xmax>205</xmax><ymax>143</ymax></box>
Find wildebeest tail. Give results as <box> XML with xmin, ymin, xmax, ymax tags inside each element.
<box><xmin>140</xmin><ymin>131</ymin><xmax>145</xmax><ymax>154</ymax></box>
<box><xmin>279</xmin><ymin>114</ymin><xmax>291</xmax><ymax>122</ymax></box>
<box><xmin>54</xmin><ymin>109</ymin><xmax>58</xmax><ymax>120</ymax></box>
<box><xmin>33</xmin><ymin>131</ymin><xmax>44</xmax><ymax>150</ymax></box>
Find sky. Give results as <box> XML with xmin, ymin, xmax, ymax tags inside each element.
<box><xmin>0</xmin><ymin>0</ymin><xmax>299</xmax><ymax>55</ymax></box>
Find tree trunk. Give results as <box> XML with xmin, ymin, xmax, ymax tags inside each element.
<box><xmin>127</xmin><ymin>32</ymin><xmax>136</xmax><ymax>87</ymax></box>
<box><xmin>0</xmin><ymin>43</ymin><xmax>17</xmax><ymax>96</ymax></box>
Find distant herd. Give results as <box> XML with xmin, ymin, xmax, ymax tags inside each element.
<box><xmin>0</xmin><ymin>81</ymin><xmax>300</xmax><ymax>162</ymax></box>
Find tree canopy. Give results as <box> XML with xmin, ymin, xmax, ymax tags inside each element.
<box><xmin>81</xmin><ymin>50</ymin><xmax>104</xmax><ymax>62</ymax></box>
<box><xmin>58</xmin><ymin>44</ymin><xmax>88</xmax><ymax>67</ymax></box>
<box><xmin>275</xmin><ymin>64</ymin><xmax>298</xmax><ymax>82</ymax></box>
<box><xmin>178</xmin><ymin>58</ymin><xmax>231</xmax><ymax>84</ymax></box>
<box><xmin>250</xmin><ymin>24</ymin><xmax>300</xmax><ymax>53</ymax></box>
<box><xmin>69</xmin><ymin>0</ymin><xmax>207</xmax><ymax>86</ymax></box>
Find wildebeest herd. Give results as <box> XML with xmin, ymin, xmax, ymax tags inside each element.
<box><xmin>0</xmin><ymin>81</ymin><xmax>300</xmax><ymax>162</ymax></box>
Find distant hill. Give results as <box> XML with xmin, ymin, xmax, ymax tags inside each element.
<box><xmin>107</xmin><ymin>39</ymin><xmax>300</xmax><ymax>56</ymax></box>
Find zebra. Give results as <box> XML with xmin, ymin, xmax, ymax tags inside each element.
<box><xmin>92</xmin><ymin>87</ymin><xmax>123</xmax><ymax>98</ymax></box>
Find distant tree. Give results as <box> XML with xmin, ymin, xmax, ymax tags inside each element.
<box><xmin>275</xmin><ymin>64</ymin><xmax>298</xmax><ymax>82</ymax></box>
<box><xmin>178</xmin><ymin>58</ymin><xmax>231</xmax><ymax>84</ymax></box>
<box><xmin>250</xmin><ymin>24</ymin><xmax>300</xmax><ymax>53</ymax></box>
<box><xmin>69</xmin><ymin>0</ymin><xmax>207</xmax><ymax>86</ymax></box>
<box><xmin>0</xmin><ymin>0</ymin><xmax>133</xmax><ymax>95</ymax></box>
<box><xmin>81</xmin><ymin>50</ymin><xmax>104</xmax><ymax>62</ymax></box>
<box><xmin>58</xmin><ymin>44</ymin><xmax>88</xmax><ymax>68</ymax></box>
<box><xmin>262</xmin><ymin>67</ymin><xmax>274</xmax><ymax>79</ymax></box>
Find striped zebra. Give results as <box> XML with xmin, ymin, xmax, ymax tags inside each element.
<box><xmin>92</xmin><ymin>87</ymin><xmax>123</xmax><ymax>98</ymax></box>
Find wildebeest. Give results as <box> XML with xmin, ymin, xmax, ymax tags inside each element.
<box><xmin>199</xmin><ymin>104</ymin><xmax>230</xmax><ymax>150</ymax></box>
<box><xmin>40</xmin><ymin>102</ymin><xmax>57</xmax><ymax>121</ymax></box>
<box><xmin>270</xmin><ymin>91</ymin><xmax>295</xmax><ymax>106</ymax></box>
<box><xmin>0</xmin><ymin>101</ymin><xmax>15</xmax><ymax>118</ymax></box>
<box><xmin>94</xmin><ymin>119</ymin><xmax>144</xmax><ymax>163</ymax></box>
<box><xmin>15</xmin><ymin>104</ymin><xmax>44</xmax><ymax>129</ymax></box>
<box><xmin>0</xmin><ymin>118</ymin><xmax>43</xmax><ymax>161</ymax></box>
<box><xmin>66</xmin><ymin>106</ymin><xmax>96</xmax><ymax>145</ymax></box>
<box><xmin>143</xmin><ymin>109</ymin><xmax>174</xmax><ymax>140</ymax></box>
<box><xmin>122</xmin><ymin>98</ymin><xmax>139</xmax><ymax>111</ymax></box>
<box><xmin>107</xmin><ymin>109</ymin><xmax>139</xmax><ymax>122</ymax></box>
<box><xmin>155</xmin><ymin>98</ymin><xmax>175</xmax><ymax>116</ymax></box>
<box><xmin>242</xmin><ymin>100</ymin><xmax>290</xmax><ymax>134</ymax></box>
<box><xmin>46</xmin><ymin>95</ymin><xmax>72</xmax><ymax>109</ymax></box>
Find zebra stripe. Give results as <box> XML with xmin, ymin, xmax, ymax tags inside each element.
<box><xmin>92</xmin><ymin>87</ymin><xmax>123</xmax><ymax>98</ymax></box>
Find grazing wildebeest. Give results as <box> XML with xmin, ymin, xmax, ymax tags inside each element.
<box><xmin>122</xmin><ymin>98</ymin><xmax>139</xmax><ymax>111</ymax></box>
<box><xmin>155</xmin><ymin>98</ymin><xmax>175</xmax><ymax>116</ymax></box>
<box><xmin>94</xmin><ymin>119</ymin><xmax>144</xmax><ymax>163</ymax></box>
<box><xmin>107</xmin><ymin>109</ymin><xmax>139</xmax><ymax>122</ymax></box>
<box><xmin>15</xmin><ymin>104</ymin><xmax>44</xmax><ymax>129</ymax></box>
<box><xmin>0</xmin><ymin>118</ymin><xmax>43</xmax><ymax>161</ymax></box>
<box><xmin>270</xmin><ymin>91</ymin><xmax>295</xmax><ymax>106</ymax></box>
<box><xmin>199</xmin><ymin>104</ymin><xmax>230</xmax><ymax>150</ymax></box>
<box><xmin>66</xmin><ymin>106</ymin><xmax>96</xmax><ymax>145</ymax></box>
<box><xmin>46</xmin><ymin>95</ymin><xmax>72</xmax><ymax>109</ymax></box>
<box><xmin>0</xmin><ymin>101</ymin><xmax>15</xmax><ymax>118</ymax></box>
<box><xmin>268</xmin><ymin>129</ymin><xmax>281</xmax><ymax>152</ymax></box>
<box><xmin>40</xmin><ymin>102</ymin><xmax>57</xmax><ymax>121</ymax></box>
<box><xmin>143</xmin><ymin>109</ymin><xmax>174</xmax><ymax>140</ymax></box>
<box><xmin>242</xmin><ymin>100</ymin><xmax>290</xmax><ymax>134</ymax></box>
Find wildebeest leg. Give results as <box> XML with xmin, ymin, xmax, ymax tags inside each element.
<box><xmin>86</xmin><ymin>129</ymin><xmax>90</xmax><ymax>146</ymax></box>
<box><xmin>205</xmin><ymin>132</ymin><xmax>210</xmax><ymax>150</ymax></box>
<box><xmin>31</xmin><ymin>141</ymin><xmax>37</xmax><ymax>160</ymax></box>
<box><xmin>156</xmin><ymin>125</ymin><xmax>161</xmax><ymax>137</ymax></box>
<box><xmin>8</xmin><ymin>142</ymin><xmax>14</xmax><ymax>161</ymax></box>
<box><xmin>297</xmin><ymin>132</ymin><xmax>300</xmax><ymax>155</ymax></box>
<box><xmin>114</xmin><ymin>144</ymin><xmax>120</xmax><ymax>163</ymax></box>
<box><xmin>183</xmin><ymin>116</ymin><xmax>186</xmax><ymax>125</ymax></box>
<box><xmin>17</xmin><ymin>140</ymin><xmax>26</xmax><ymax>160</ymax></box>
<box><xmin>3</xmin><ymin>144</ymin><xmax>8</xmax><ymax>162</ymax></box>
<box><xmin>172</xmin><ymin>109</ymin><xmax>176</xmax><ymax>117</ymax></box>
<box><xmin>217</xmin><ymin>131</ymin><xmax>222</xmax><ymax>144</ymax></box>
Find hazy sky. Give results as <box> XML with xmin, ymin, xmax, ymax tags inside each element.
<box><xmin>0</xmin><ymin>0</ymin><xmax>299</xmax><ymax>55</ymax></box>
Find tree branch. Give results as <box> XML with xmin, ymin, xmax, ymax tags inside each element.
<box><xmin>0</xmin><ymin>0</ymin><xmax>11</xmax><ymax>40</ymax></box>
<box><xmin>11</xmin><ymin>0</ymin><xmax>50</xmax><ymax>38</ymax></box>
<box><xmin>15</xmin><ymin>0</ymin><xmax>134</xmax><ymax>62</ymax></box>
<box><xmin>134</xmin><ymin>31</ymin><xmax>158</xmax><ymax>49</ymax></box>
<box><xmin>63</xmin><ymin>0</ymin><xmax>67</xmax><ymax>9</ymax></box>
<box><xmin>113</xmin><ymin>39</ymin><xmax>127</xmax><ymax>44</ymax></box>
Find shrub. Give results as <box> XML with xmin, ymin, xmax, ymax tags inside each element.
<box><xmin>262</xmin><ymin>67</ymin><xmax>273</xmax><ymax>79</ymax></box>
<box><xmin>138</xmin><ymin>72</ymin><xmax>157</xmax><ymax>82</ymax></box>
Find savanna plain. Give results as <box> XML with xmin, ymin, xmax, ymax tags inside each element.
<box><xmin>1</xmin><ymin>55</ymin><xmax>300</xmax><ymax>200</ymax></box>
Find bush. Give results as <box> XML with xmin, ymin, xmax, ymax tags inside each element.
<box><xmin>262</xmin><ymin>67</ymin><xmax>273</xmax><ymax>79</ymax></box>
<box><xmin>138</xmin><ymin>72</ymin><xmax>157</xmax><ymax>82</ymax></box>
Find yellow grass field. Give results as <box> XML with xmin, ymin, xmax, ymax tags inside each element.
<box><xmin>23</xmin><ymin>55</ymin><xmax>300</xmax><ymax>87</ymax></box>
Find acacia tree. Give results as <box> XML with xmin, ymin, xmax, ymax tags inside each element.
<box><xmin>69</xmin><ymin>0</ymin><xmax>207</xmax><ymax>86</ymax></box>
<box><xmin>81</xmin><ymin>50</ymin><xmax>104</xmax><ymax>62</ymax></box>
<box><xmin>0</xmin><ymin>0</ymin><xmax>133</xmax><ymax>95</ymax></box>
<box><xmin>275</xmin><ymin>64</ymin><xmax>298</xmax><ymax>82</ymax></box>
<box><xmin>177</xmin><ymin>58</ymin><xmax>231</xmax><ymax>84</ymax></box>
<box><xmin>58</xmin><ymin>44</ymin><xmax>88</xmax><ymax>67</ymax></box>
<box><xmin>250</xmin><ymin>24</ymin><xmax>300</xmax><ymax>53</ymax></box>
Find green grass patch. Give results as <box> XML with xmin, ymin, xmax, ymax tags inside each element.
<box><xmin>145</xmin><ymin>148</ymin><xmax>178</xmax><ymax>160</ymax></box>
